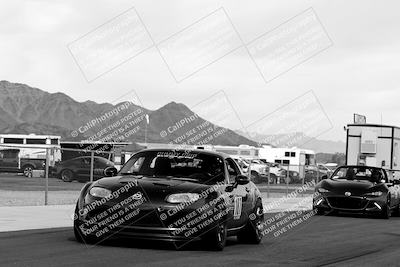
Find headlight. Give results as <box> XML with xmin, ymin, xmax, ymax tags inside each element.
<box><xmin>166</xmin><ymin>193</ymin><xmax>200</xmax><ymax>203</ymax></box>
<box><xmin>89</xmin><ymin>187</ymin><xmax>112</xmax><ymax>198</ymax></box>
<box><xmin>318</xmin><ymin>188</ymin><xmax>330</xmax><ymax>193</ymax></box>
<box><xmin>364</xmin><ymin>191</ymin><xmax>383</xmax><ymax>197</ymax></box>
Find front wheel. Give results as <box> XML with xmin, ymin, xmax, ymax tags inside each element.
<box><xmin>313</xmin><ymin>207</ymin><xmax>325</xmax><ymax>215</ymax></box>
<box><xmin>203</xmin><ymin>221</ymin><xmax>227</xmax><ymax>251</ymax></box>
<box><xmin>393</xmin><ymin>204</ymin><xmax>400</xmax><ymax>217</ymax></box>
<box><xmin>237</xmin><ymin>200</ymin><xmax>264</xmax><ymax>244</ymax></box>
<box><xmin>73</xmin><ymin>205</ymin><xmax>99</xmax><ymax>244</ymax></box>
<box><xmin>250</xmin><ymin>171</ymin><xmax>260</xmax><ymax>183</ymax></box>
<box><xmin>380</xmin><ymin>204</ymin><xmax>390</xmax><ymax>219</ymax></box>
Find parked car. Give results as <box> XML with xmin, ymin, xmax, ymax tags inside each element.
<box><xmin>233</xmin><ymin>158</ymin><xmax>268</xmax><ymax>184</ymax></box>
<box><xmin>264</xmin><ymin>162</ymin><xmax>286</xmax><ymax>183</ymax></box>
<box><xmin>305</xmin><ymin>165</ymin><xmax>329</xmax><ymax>182</ymax></box>
<box><xmin>53</xmin><ymin>156</ymin><xmax>117</xmax><ymax>182</ymax></box>
<box><xmin>317</xmin><ymin>164</ymin><xmax>333</xmax><ymax>178</ymax></box>
<box><xmin>280</xmin><ymin>168</ymin><xmax>301</xmax><ymax>184</ymax></box>
<box><xmin>73</xmin><ymin>149</ymin><xmax>264</xmax><ymax>251</ymax></box>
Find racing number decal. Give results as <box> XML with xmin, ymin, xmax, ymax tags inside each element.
<box><xmin>233</xmin><ymin>196</ymin><xmax>242</xmax><ymax>220</ymax></box>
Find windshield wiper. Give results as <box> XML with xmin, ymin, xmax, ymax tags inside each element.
<box><xmin>170</xmin><ymin>177</ymin><xmax>200</xmax><ymax>182</ymax></box>
<box><xmin>119</xmin><ymin>173</ymin><xmax>143</xmax><ymax>177</ymax></box>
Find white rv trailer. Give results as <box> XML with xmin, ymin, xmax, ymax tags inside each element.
<box><xmin>0</xmin><ymin>134</ymin><xmax>61</xmax><ymax>159</ymax></box>
<box><xmin>346</xmin><ymin>123</ymin><xmax>400</xmax><ymax>170</ymax></box>
<box><xmin>0</xmin><ymin>134</ymin><xmax>61</xmax><ymax>173</ymax></box>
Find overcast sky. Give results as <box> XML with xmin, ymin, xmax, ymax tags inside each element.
<box><xmin>1</xmin><ymin>0</ymin><xmax>399</xmax><ymax>142</ymax></box>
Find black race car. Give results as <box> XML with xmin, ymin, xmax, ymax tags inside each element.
<box><xmin>313</xmin><ymin>165</ymin><xmax>400</xmax><ymax>218</ymax></box>
<box><xmin>73</xmin><ymin>149</ymin><xmax>264</xmax><ymax>250</ymax></box>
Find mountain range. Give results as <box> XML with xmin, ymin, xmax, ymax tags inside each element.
<box><xmin>0</xmin><ymin>80</ymin><xmax>255</xmax><ymax>146</ymax></box>
<box><xmin>0</xmin><ymin>80</ymin><xmax>344</xmax><ymax>152</ymax></box>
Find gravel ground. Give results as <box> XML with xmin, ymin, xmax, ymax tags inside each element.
<box><xmin>0</xmin><ymin>174</ymin><xmax>312</xmax><ymax>207</ymax></box>
<box><xmin>0</xmin><ymin>190</ymin><xmax>80</xmax><ymax>206</ymax></box>
<box><xmin>0</xmin><ymin>190</ymin><xmax>311</xmax><ymax>208</ymax></box>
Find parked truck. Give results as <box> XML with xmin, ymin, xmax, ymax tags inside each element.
<box><xmin>0</xmin><ymin>148</ymin><xmax>46</xmax><ymax>176</ymax></box>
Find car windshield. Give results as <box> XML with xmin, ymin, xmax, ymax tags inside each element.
<box><xmin>119</xmin><ymin>150</ymin><xmax>225</xmax><ymax>184</ymax></box>
<box><xmin>331</xmin><ymin>167</ymin><xmax>386</xmax><ymax>183</ymax></box>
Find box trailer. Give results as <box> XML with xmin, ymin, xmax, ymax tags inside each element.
<box><xmin>346</xmin><ymin>123</ymin><xmax>400</xmax><ymax>170</ymax></box>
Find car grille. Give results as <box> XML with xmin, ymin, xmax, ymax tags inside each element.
<box><xmin>327</xmin><ymin>197</ymin><xmax>368</xmax><ymax>210</ymax></box>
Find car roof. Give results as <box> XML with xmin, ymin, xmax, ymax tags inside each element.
<box><xmin>137</xmin><ymin>148</ymin><xmax>230</xmax><ymax>159</ymax></box>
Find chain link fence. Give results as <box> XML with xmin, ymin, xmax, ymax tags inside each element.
<box><xmin>0</xmin><ymin>144</ymin><xmax>142</xmax><ymax>206</ymax></box>
<box><xmin>245</xmin><ymin>163</ymin><xmax>327</xmax><ymax>198</ymax></box>
<box><xmin>1</xmin><ymin>143</ymin><xmax>332</xmax><ymax>206</ymax></box>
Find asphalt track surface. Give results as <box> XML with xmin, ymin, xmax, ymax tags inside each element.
<box><xmin>2</xmin><ymin>212</ymin><xmax>400</xmax><ymax>267</ymax></box>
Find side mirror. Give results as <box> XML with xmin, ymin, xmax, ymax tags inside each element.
<box><xmin>235</xmin><ymin>174</ymin><xmax>250</xmax><ymax>185</ymax></box>
<box><xmin>104</xmin><ymin>167</ymin><xmax>117</xmax><ymax>177</ymax></box>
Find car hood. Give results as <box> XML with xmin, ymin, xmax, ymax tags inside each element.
<box><xmin>319</xmin><ymin>179</ymin><xmax>386</xmax><ymax>195</ymax></box>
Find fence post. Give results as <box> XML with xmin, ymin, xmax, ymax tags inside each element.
<box><xmin>316</xmin><ymin>165</ymin><xmax>320</xmax><ymax>184</ymax></box>
<box><xmin>45</xmin><ymin>148</ymin><xmax>49</xmax><ymax>206</ymax></box>
<box><xmin>286</xmin><ymin>164</ymin><xmax>289</xmax><ymax>196</ymax></box>
<box><xmin>267</xmin><ymin>168</ymin><xmax>270</xmax><ymax>198</ymax></box>
<box><xmin>301</xmin><ymin>165</ymin><xmax>304</xmax><ymax>197</ymax></box>
<box><xmin>90</xmin><ymin>151</ymin><xmax>94</xmax><ymax>182</ymax></box>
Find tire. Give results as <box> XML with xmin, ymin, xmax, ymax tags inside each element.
<box><xmin>269</xmin><ymin>173</ymin><xmax>277</xmax><ymax>184</ymax></box>
<box><xmin>203</xmin><ymin>221</ymin><xmax>227</xmax><ymax>251</ymax></box>
<box><xmin>61</xmin><ymin>169</ymin><xmax>74</xmax><ymax>182</ymax></box>
<box><xmin>73</xmin><ymin>205</ymin><xmax>98</xmax><ymax>244</ymax></box>
<box><xmin>314</xmin><ymin>207</ymin><xmax>324</xmax><ymax>215</ymax></box>
<box><xmin>380</xmin><ymin>196</ymin><xmax>391</xmax><ymax>219</ymax></box>
<box><xmin>74</xmin><ymin>218</ymin><xmax>98</xmax><ymax>244</ymax></box>
<box><xmin>23</xmin><ymin>165</ymin><xmax>34</xmax><ymax>178</ymax></box>
<box><xmin>250</xmin><ymin>171</ymin><xmax>260</xmax><ymax>183</ymax></box>
<box><xmin>237</xmin><ymin>199</ymin><xmax>264</xmax><ymax>244</ymax></box>
<box><xmin>393</xmin><ymin>204</ymin><xmax>400</xmax><ymax>217</ymax></box>
<box><xmin>380</xmin><ymin>205</ymin><xmax>390</xmax><ymax>219</ymax></box>
<box><xmin>74</xmin><ymin>220</ymin><xmax>85</xmax><ymax>243</ymax></box>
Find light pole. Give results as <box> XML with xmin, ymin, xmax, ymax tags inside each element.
<box><xmin>145</xmin><ymin>114</ymin><xmax>149</xmax><ymax>147</ymax></box>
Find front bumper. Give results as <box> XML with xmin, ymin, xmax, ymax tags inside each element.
<box><xmin>75</xmin><ymin>197</ymin><xmax>228</xmax><ymax>242</ymax></box>
<box><xmin>313</xmin><ymin>194</ymin><xmax>386</xmax><ymax>214</ymax></box>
